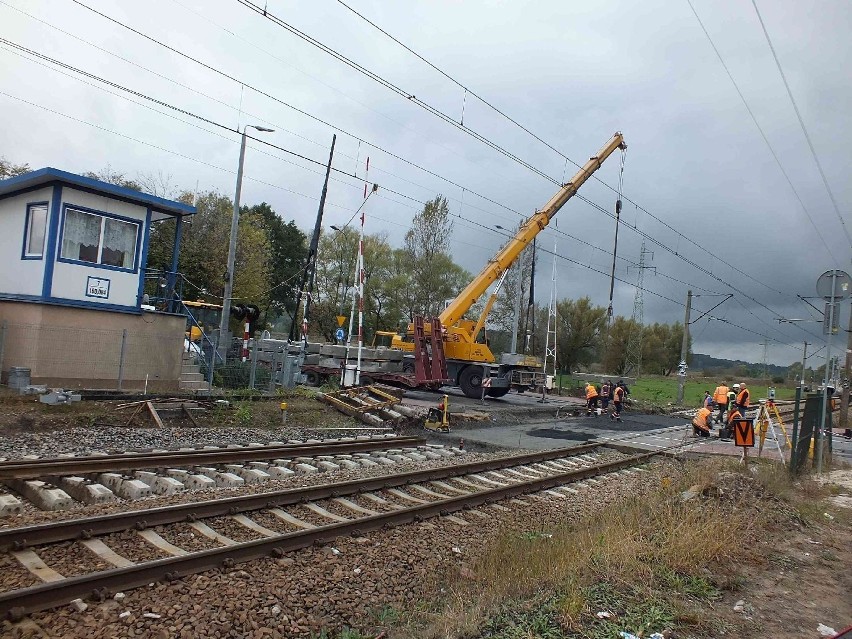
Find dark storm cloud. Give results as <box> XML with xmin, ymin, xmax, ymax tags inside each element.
<box><xmin>1</xmin><ymin>0</ymin><xmax>848</xmax><ymax>364</ymax></box>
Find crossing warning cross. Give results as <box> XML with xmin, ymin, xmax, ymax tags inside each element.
<box><xmin>732</xmin><ymin>419</ymin><xmax>755</xmax><ymax>447</ymax></box>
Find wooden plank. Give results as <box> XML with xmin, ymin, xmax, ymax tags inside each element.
<box><xmin>182</xmin><ymin>405</ymin><xmax>201</xmax><ymax>428</ymax></box>
<box><xmin>124</xmin><ymin>403</ymin><xmax>144</xmax><ymax>427</ymax></box>
<box><xmin>146</xmin><ymin>401</ymin><xmax>166</xmax><ymax>429</ymax></box>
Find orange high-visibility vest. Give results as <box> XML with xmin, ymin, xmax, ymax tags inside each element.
<box><xmin>613</xmin><ymin>386</ymin><xmax>625</xmax><ymax>402</ymax></box>
<box><xmin>736</xmin><ymin>388</ymin><xmax>750</xmax><ymax>407</ymax></box>
<box><xmin>727</xmin><ymin>408</ymin><xmax>743</xmax><ymax>425</ymax></box>
<box><xmin>692</xmin><ymin>407</ymin><xmax>712</xmax><ymax>431</ymax></box>
<box><xmin>713</xmin><ymin>385</ymin><xmax>729</xmax><ymax>404</ymax></box>
<box><xmin>586</xmin><ymin>384</ymin><xmax>598</xmax><ymax>400</ymax></box>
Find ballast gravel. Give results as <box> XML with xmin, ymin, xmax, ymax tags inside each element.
<box><xmin>1</xmin><ymin>455</ymin><xmax>673</xmax><ymax>639</ymax></box>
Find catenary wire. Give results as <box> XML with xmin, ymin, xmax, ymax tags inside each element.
<box><xmin>685</xmin><ymin>0</ymin><xmax>841</xmax><ymax>265</ymax></box>
<box><xmin>239</xmin><ymin>0</ymin><xmax>804</xmax><ymax>305</ymax></box>
<box><xmin>0</xmin><ymin>87</ymin><xmax>804</xmax><ymax>352</ymax></box>
<box><xmin>0</xmin><ymin>28</ymin><xmax>815</xmax><ymax>349</ymax></box>
<box><xmin>749</xmin><ymin>0</ymin><xmax>852</xmax><ymax>250</ymax></box>
<box><xmin>54</xmin><ymin>0</ymin><xmax>804</xmax><ymax>326</ymax></box>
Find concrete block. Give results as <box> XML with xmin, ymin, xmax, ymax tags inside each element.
<box><xmin>353</xmin><ymin>453</ymin><xmax>373</xmax><ymax>458</ymax></box>
<box><xmin>356</xmin><ymin>458</ymin><xmax>379</xmax><ymax>468</ymax></box>
<box><xmin>273</xmin><ymin>458</ymin><xmax>293</xmax><ymax>467</ymax></box>
<box><xmin>193</xmin><ymin>467</ymin><xmax>218</xmax><ymax>478</ymax></box>
<box><xmin>334</xmin><ymin>454</ymin><xmax>353</xmax><ymax>459</ymax></box>
<box><xmin>0</xmin><ymin>494</ymin><xmax>23</xmax><ymax>516</ymax></box>
<box><xmin>249</xmin><ymin>462</ymin><xmax>270</xmax><ymax>470</ymax></box>
<box><xmin>316</xmin><ymin>461</ymin><xmax>340</xmax><ymax>472</ymax></box>
<box><xmin>429</xmin><ymin>448</ymin><xmax>454</xmax><ymax>458</ymax></box>
<box><xmin>231</xmin><ymin>467</ymin><xmax>271</xmax><ymax>485</ymax></box>
<box><xmin>372</xmin><ymin>457</ymin><xmax>396</xmax><ymax>466</ymax></box>
<box><xmin>60</xmin><ymin>477</ymin><xmax>116</xmax><ymax>504</ymax></box>
<box><xmin>316</xmin><ymin>456</ymin><xmax>336</xmax><ymax>461</ymax></box>
<box><xmin>337</xmin><ymin>459</ymin><xmax>359</xmax><ymax>470</ymax></box>
<box><xmin>151</xmin><ymin>476</ymin><xmax>185</xmax><ymax>495</ymax></box>
<box><xmin>214</xmin><ymin>472</ymin><xmax>245</xmax><ymax>488</ymax></box>
<box><xmin>166</xmin><ymin>469</ymin><xmax>189</xmax><ymax>480</ymax></box>
<box><xmin>266</xmin><ymin>466</ymin><xmax>295</xmax><ymax>479</ymax></box>
<box><xmin>294</xmin><ymin>463</ymin><xmax>319</xmax><ymax>474</ymax></box>
<box><xmin>338</xmin><ymin>437</ymin><xmax>356</xmax><ymax>442</ymax></box>
<box><xmin>420</xmin><ymin>451</ymin><xmax>443</xmax><ymax>460</ymax></box>
<box><xmin>23</xmin><ymin>481</ymin><xmax>73</xmax><ymax>511</ymax></box>
<box><xmin>294</xmin><ymin>457</ymin><xmax>315</xmax><ymax>464</ymax></box>
<box><xmin>286</xmin><ymin>439</ymin><xmax>304</xmax><ymax>444</ymax></box>
<box><xmin>305</xmin><ymin>439</ymin><xmax>323</xmax><ymax>444</ymax></box>
<box><xmin>404</xmin><ymin>453</ymin><xmax>428</xmax><ymax>462</ymax></box>
<box><xmin>450</xmin><ymin>447</ymin><xmax>466</xmax><ymax>454</ymax></box>
<box><xmin>355</xmin><ymin>435</ymin><xmax>371</xmax><ymax>441</ymax></box>
<box><xmin>98</xmin><ymin>473</ymin><xmax>125</xmax><ymax>491</ymax></box>
<box><xmin>134</xmin><ymin>471</ymin><xmax>158</xmax><ymax>486</ymax></box>
<box><xmin>116</xmin><ymin>479</ymin><xmax>152</xmax><ymax>500</ymax></box>
<box><xmin>386</xmin><ymin>454</ymin><xmax>408</xmax><ymax>463</ymax></box>
<box><xmin>185</xmin><ymin>474</ymin><xmax>216</xmax><ymax>490</ymax></box>
<box><xmin>385</xmin><ymin>449</ymin><xmax>403</xmax><ymax>454</ymax></box>
<box><xmin>268</xmin><ymin>441</ymin><xmax>288</xmax><ymax>446</ymax></box>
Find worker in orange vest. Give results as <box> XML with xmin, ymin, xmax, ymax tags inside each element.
<box><xmin>735</xmin><ymin>382</ymin><xmax>750</xmax><ymax>416</ymax></box>
<box><xmin>585</xmin><ymin>382</ymin><xmax>599</xmax><ymax>416</ymax></box>
<box><xmin>610</xmin><ymin>382</ymin><xmax>626</xmax><ymax>422</ymax></box>
<box><xmin>712</xmin><ymin>382</ymin><xmax>729</xmax><ymax>424</ymax></box>
<box><xmin>692</xmin><ymin>406</ymin><xmax>712</xmax><ymax>437</ymax></box>
<box><xmin>720</xmin><ymin>405</ymin><xmax>744</xmax><ymax>441</ymax></box>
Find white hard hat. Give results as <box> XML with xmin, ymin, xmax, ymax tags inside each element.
<box><xmin>733</xmin><ymin>383</ymin><xmax>740</xmax><ymax>389</ymax></box>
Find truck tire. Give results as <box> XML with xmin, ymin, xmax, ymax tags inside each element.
<box><xmin>458</xmin><ymin>366</ymin><xmax>483</xmax><ymax>398</ymax></box>
<box><xmin>305</xmin><ymin>371</ymin><xmax>322</xmax><ymax>387</ymax></box>
<box><xmin>486</xmin><ymin>387</ymin><xmax>510</xmax><ymax>398</ymax></box>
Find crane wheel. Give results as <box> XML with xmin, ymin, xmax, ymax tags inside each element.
<box><xmin>486</xmin><ymin>387</ymin><xmax>510</xmax><ymax>398</ymax></box>
<box><xmin>305</xmin><ymin>371</ymin><xmax>322</xmax><ymax>387</ymax></box>
<box><xmin>458</xmin><ymin>366</ymin><xmax>483</xmax><ymax>398</ymax></box>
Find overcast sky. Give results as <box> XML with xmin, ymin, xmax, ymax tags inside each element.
<box><xmin>2</xmin><ymin>0</ymin><xmax>850</xmax><ymax>366</ymax></box>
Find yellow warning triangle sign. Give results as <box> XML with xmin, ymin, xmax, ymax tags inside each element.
<box><xmin>336</xmin><ymin>315</ymin><xmax>347</xmax><ymax>327</ymax></box>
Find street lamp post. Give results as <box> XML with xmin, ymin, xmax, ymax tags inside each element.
<box><xmin>217</xmin><ymin>125</ymin><xmax>275</xmax><ymax>362</ymax></box>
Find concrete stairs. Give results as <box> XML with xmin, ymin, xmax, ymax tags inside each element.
<box><xmin>179</xmin><ymin>352</ymin><xmax>211</xmax><ymax>393</ymax></box>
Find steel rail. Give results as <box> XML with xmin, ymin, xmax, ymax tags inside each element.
<box><xmin>0</xmin><ymin>450</ymin><xmax>655</xmax><ymax>620</ymax></box>
<box><xmin>0</xmin><ymin>437</ymin><xmax>425</xmax><ymax>481</ymax></box>
<box><xmin>0</xmin><ymin>442</ymin><xmax>601</xmax><ymax>551</ymax></box>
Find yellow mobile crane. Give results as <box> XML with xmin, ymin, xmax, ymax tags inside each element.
<box><xmin>391</xmin><ymin>132</ymin><xmax>627</xmax><ymax>398</ymax></box>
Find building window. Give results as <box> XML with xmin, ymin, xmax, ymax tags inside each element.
<box><xmin>60</xmin><ymin>207</ymin><xmax>139</xmax><ymax>270</ymax></box>
<box><xmin>24</xmin><ymin>203</ymin><xmax>48</xmax><ymax>258</ymax></box>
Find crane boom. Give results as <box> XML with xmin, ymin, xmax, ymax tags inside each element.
<box><xmin>439</xmin><ymin>132</ymin><xmax>626</xmax><ymax>328</ymax></box>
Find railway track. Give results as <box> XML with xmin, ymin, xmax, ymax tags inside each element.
<box><xmin>0</xmin><ymin>443</ymin><xmax>655</xmax><ymax>620</ymax></box>
<box><xmin>0</xmin><ymin>435</ymin><xmax>424</xmax><ymax>481</ymax></box>
<box><xmin>0</xmin><ymin>436</ymin><xmax>453</xmax><ymax>514</ymax></box>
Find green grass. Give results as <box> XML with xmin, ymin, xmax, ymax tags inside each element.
<box><xmin>556</xmin><ymin>374</ymin><xmax>796</xmax><ymax>407</ymax></box>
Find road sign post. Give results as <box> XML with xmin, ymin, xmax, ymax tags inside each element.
<box><xmin>733</xmin><ymin>418</ymin><xmax>755</xmax><ymax>467</ymax></box>
<box><xmin>815</xmin><ymin>270</ymin><xmax>850</xmax><ymax>474</ymax></box>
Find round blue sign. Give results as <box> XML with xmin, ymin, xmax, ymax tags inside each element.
<box><xmin>335</xmin><ymin>328</ymin><xmax>345</xmax><ymax>340</ymax></box>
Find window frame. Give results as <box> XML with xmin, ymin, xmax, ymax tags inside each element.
<box><xmin>57</xmin><ymin>203</ymin><xmax>142</xmax><ymax>273</ymax></box>
<box><xmin>22</xmin><ymin>201</ymin><xmax>49</xmax><ymax>260</ymax></box>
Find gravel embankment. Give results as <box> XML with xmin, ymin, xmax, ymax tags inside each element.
<box><xmin>1</xmin><ymin>453</ymin><xmax>670</xmax><ymax>639</ymax></box>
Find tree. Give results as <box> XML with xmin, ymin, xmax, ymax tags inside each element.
<box><xmin>146</xmin><ymin>191</ymin><xmax>272</xmax><ymax>325</ymax></box>
<box><xmin>403</xmin><ymin>195</ymin><xmax>465</xmax><ymax>318</ymax></box>
<box><xmin>83</xmin><ymin>166</ymin><xmax>142</xmax><ymax>191</ymax></box>
<box><xmin>490</xmin><ymin>229</ymin><xmax>535</xmax><ymax>355</ymax></box>
<box><xmin>0</xmin><ymin>158</ymin><xmax>30</xmax><ymax>179</ymax></box>
<box><xmin>241</xmin><ymin>202</ymin><xmax>307</xmax><ymax>319</ymax></box>
<box><xmin>554</xmin><ymin>297</ymin><xmax>608</xmax><ymax>373</ymax></box>
<box><xmin>602</xmin><ymin>317</ymin><xmax>640</xmax><ymax>374</ymax></box>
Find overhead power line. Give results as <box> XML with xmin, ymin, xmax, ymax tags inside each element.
<box><xmin>3</xmin><ymin>5</ymin><xmax>822</xmax><ymax>345</ymax></box>
<box><xmin>685</xmin><ymin>0</ymin><xmax>841</xmax><ymax>266</ymax></box>
<box><xmin>749</xmin><ymin>0</ymin><xmax>852</xmax><ymax>250</ymax></box>
<box><xmin>234</xmin><ymin>0</ymin><xmax>823</xmax><ymax>326</ymax></box>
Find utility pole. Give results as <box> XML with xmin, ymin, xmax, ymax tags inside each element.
<box><xmin>676</xmin><ymin>290</ymin><xmax>692</xmax><ymax>404</ymax></box>
<box><xmin>841</xmin><ymin>303</ymin><xmax>852</xmax><ymax>433</ymax></box>
<box><xmin>290</xmin><ymin>135</ymin><xmax>336</xmax><ymax>342</ymax></box>
<box><xmin>800</xmin><ymin>341</ymin><xmax>810</xmax><ymax>387</ymax></box>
